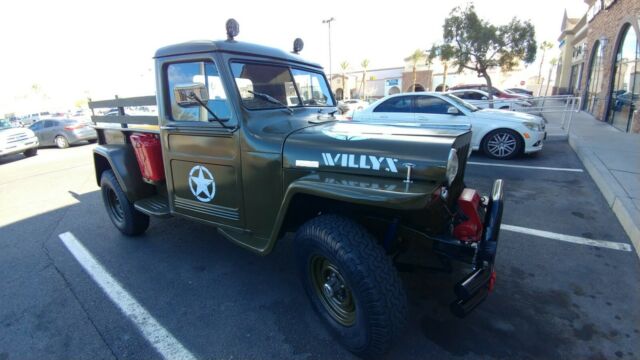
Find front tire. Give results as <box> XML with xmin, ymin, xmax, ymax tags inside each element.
<box><xmin>55</xmin><ymin>135</ymin><xmax>69</xmax><ymax>149</ymax></box>
<box><xmin>482</xmin><ymin>129</ymin><xmax>523</xmax><ymax>160</ymax></box>
<box><xmin>295</xmin><ymin>215</ymin><xmax>407</xmax><ymax>358</ymax></box>
<box><xmin>23</xmin><ymin>148</ymin><xmax>38</xmax><ymax>157</ymax></box>
<box><xmin>100</xmin><ymin>170</ymin><xmax>149</xmax><ymax>236</ymax></box>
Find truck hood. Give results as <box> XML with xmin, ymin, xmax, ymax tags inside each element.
<box><xmin>473</xmin><ymin>108</ymin><xmax>544</xmax><ymax>124</ymax></box>
<box><xmin>283</xmin><ymin>121</ymin><xmax>471</xmax><ymax>182</ymax></box>
<box><xmin>0</xmin><ymin>127</ymin><xmax>35</xmax><ymax>142</ymax></box>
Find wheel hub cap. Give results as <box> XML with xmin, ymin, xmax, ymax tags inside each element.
<box><xmin>310</xmin><ymin>256</ymin><xmax>356</xmax><ymax>326</ymax></box>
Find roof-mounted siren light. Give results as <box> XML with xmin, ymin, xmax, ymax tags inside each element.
<box><xmin>292</xmin><ymin>38</ymin><xmax>304</xmax><ymax>54</ymax></box>
<box><xmin>226</xmin><ymin>19</ymin><xmax>240</xmax><ymax>41</ymax></box>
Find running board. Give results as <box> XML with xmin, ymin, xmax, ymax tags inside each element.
<box><xmin>134</xmin><ymin>195</ymin><xmax>171</xmax><ymax>218</ymax></box>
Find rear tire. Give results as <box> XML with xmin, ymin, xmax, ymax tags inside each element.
<box><xmin>23</xmin><ymin>148</ymin><xmax>38</xmax><ymax>157</ymax></box>
<box><xmin>482</xmin><ymin>129</ymin><xmax>523</xmax><ymax>160</ymax></box>
<box><xmin>100</xmin><ymin>170</ymin><xmax>149</xmax><ymax>236</ymax></box>
<box><xmin>295</xmin><ymin>215</ymin><xmax>407</xmax><ymax>358</ymax></box>
<box><xmin>55</xmin><ymin>135</ymin><xmax>69</xmax><ymax>149</ymax></box>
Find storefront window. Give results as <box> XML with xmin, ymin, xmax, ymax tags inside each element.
<box><xmin>607</xmin><ymin>24</ymin><xmax>639</xmax><ymax>132</ymax></box>
<box><xmin>584</xmin><ymin>41</ymin><xmax>604</xmax><ymax>114</ymax></box>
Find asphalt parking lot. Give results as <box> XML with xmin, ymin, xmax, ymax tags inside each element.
<box><xmin>1</xmin><ymin>139</ymin><xmax>639</xmax><ymax>360</ymax></box>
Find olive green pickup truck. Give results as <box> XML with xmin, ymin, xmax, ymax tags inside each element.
<box><xmin>90</xmin><ymin>19</ymin><xmax>504</xmax><ymax>358</ymax></box>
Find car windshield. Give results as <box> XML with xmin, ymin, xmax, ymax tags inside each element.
<box><xmin>231</xmin><ymin>62</ymin><xmax>334</xmax><ymax>110</ymax></box>
<box><xmin>0</xmin><ymin>119</ymin><xmax>12</xmax><ymax>129</ymax></box>
<box><xmin>442</xmin><ymin>93</ymin><xmax>479</xmax><ymax>112</ymax></box>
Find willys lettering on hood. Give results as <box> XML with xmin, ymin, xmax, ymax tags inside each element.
<box><xmin>283</xmin><ymin>121</ymin><xmax>471</xmax><ymax>182</ymax></box>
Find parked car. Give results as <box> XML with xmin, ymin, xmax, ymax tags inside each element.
<box><xmin>447</xmin><ymin>89</ymin><xmax>532</xmax><ymax>110</ymax></box>
<box><xmin>29</xmin><ymin>118</ymin><xmax>97</xmax><ymax>148</ymax></box>
<box><xmin>352</xmin><ymin>92</ymin><xmax>546</xmax><ymax>159</ymax></box>
<box><xmin>337</xmin><ymin>99</ymin><xmax>369</xmax><ymax>114</ymax></box>
<box><xmin>0</xmin><ymin>119</ymin><xmax>39</xmax><ymax>158</ymax></box>
<box><xmin>449</xmin><ymin>84</ymin><xmax>526</xmax><ymax>99</ymax></box>
<box><xmin>22</xmin><ymin>111</ymin><xmax>53</xmax><ymax>126</ymax></box>
<box><xmin>505</xmin><ymin>88</ymin><xmax>534</xmax><ymax>97</ymax></box>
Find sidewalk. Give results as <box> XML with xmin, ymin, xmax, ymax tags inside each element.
<box><xmin>543</xmin><ymin>103</ymin><xmax>640</xmax><ymax>256</ymax></box>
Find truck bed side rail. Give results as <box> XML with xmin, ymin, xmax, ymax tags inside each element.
<box><xmin>88</xmin><ymin>95</ymin><xmax>158</xmax><ymax>127</ymax></box>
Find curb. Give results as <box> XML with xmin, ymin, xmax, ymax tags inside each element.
<box><xmin>568</xmin><ymin>134</ymin><xmax>640</xmax><ymax>258</ymax></box>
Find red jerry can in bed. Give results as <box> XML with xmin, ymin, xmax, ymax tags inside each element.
<box><xmin>130</xmin><ymin>133</ymin><xmax>165</xmax><ymax>183</ymax></box>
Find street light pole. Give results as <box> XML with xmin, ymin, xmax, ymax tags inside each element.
<box><xmin>322</xmin><ymin>17</ymin><xmax>335</xmax><ymax>83</ymax></box>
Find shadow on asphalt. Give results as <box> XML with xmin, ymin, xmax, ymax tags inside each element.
<box><xmin>1</xmin><ymin>189</ymin><xmax>638</xmax><ymax>360</ymax></box>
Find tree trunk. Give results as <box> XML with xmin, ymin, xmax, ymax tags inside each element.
<box><xmin>537</xmin><ymin>50</ymin><xmax>546</xmax><ymax>96</ymax></box>
<box><xmin>412</xmin><ymin>65</ymin><xmax>417</xmax><ymax>92</ymax></box>
<box><xmin>482</xmin><ymin>72</ymin><xmax>495</xmax><ymax>109</ymax></box>
<box><xmin>441</xmin><ymin>62</ymin><xmax>448</xmax><ymax>91</ymax></box>
<box><xmin>361</xmin><ymin>70</ymin><xmax>367</xmax><ymax>99</ymax></box>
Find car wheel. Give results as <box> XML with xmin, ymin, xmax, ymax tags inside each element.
<box><xmin>482</xmin><ymin>129</ymin><xmax>523</xmax><ymax>160</ymax></box>
<box><xmin>55</xmin><ymin>135</ymin><xmax>69</xmax><ymax>149</ymax></box>
<box><xmin>23</xmin><ymin>148</ymin><xmax>38</xmax><ymax>157</ymax></box>
<box><xmin>295</xmin><ymin>214</ymin><xmax>407</xmax><ymax>358</ymax></box>
<box><xmin>100</xmin><ymin>169</ymin><xmax>149</xmax><ymax>236</ymax></box>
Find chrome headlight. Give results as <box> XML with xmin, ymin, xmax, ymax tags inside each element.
<box><xmin>446</xmin><ymin>148</ymin><xmax>459</xmax><ymax>186</ymax></box>
<box><xmin>523</xmin><ymin>121</ymin><xmax>542</xmax><ymax>131</ymax></box>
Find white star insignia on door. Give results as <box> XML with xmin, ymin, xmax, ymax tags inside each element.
<box><xmin>188</xmin><ymin>165</ymin><xmax>216</xmax><ymax>202</ymax></box>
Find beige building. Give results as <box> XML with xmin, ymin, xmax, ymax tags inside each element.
<box><xmin>554</xmin><ymin>0</ymin><xmax>640</xmax><ymax>133</ymax></box>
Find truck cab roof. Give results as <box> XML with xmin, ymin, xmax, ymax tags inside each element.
<box><xmin>154</xmin><ymin>40</ymin><xmax>322</xmax><ymax>69</ymax></box>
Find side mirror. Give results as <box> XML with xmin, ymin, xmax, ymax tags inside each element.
<box><xmin>174</xmin><ymin>83</ymin><xmax>209</xmax><ymax>107</ymax></box>
<box><xmin>447</xmin><ymin>106</ymin><xmax>460</xmax><ymax>115</ymax></box>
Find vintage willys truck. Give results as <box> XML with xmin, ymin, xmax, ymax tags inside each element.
<box><xmin>90</xmin><ymin>20</ymin><xmax>504</xmax><ymax>357</ymax></box>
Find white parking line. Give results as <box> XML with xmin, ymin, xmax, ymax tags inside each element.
<box><xmin>501</xmin><ymin>224</ymin><xmax>632</xmax><ymax>252</ymax></box>
<box><xmin>59</xmin><ymin>232</ymin><xmax>197</xmax><ymax>360</ymax></box>
<box><xmin>468</xmin><ymin>161</ymin><xmax>584</xmax><ymax>172</ymax></box>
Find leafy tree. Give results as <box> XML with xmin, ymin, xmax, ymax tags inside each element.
<box><xmin>339</xmin><ymin>61</ymin><xmax>350</xmax><ymax>99</ymax></box>
<box><xmin>406</xmin><ymin>49</ymin><xmax>425</xmax><ymax>92</ymax></box>
<box><xmin>427</xmin><ymin>44</ymin><xmax>455</xmax><ymax>91</ymax></box>
<box><xmin>440</xmin><ymin>4</ymin><xmax>537</xmax><ymax>102</ymax></box>
<box><xmin>360</xmin><ymin>59</ymin><xmax>370</xmax><ymax>99</ymax></box>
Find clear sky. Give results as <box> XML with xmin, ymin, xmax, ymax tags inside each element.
<box><xmin>0</xmin><ymin>0</ymin><xmax>587</xmax><ymax>114</ymax></box>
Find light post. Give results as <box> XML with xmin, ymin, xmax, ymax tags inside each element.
<box><xmin>322</xmin><ymin>17</ymin><xmax>335</xmax><ymax>83</ymax></box>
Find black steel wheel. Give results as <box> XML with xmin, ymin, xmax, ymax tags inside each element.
<box><xmin>100</xmin><ymin>170</ymin><xmax>149</xmax><ymax>236</ymax></box>
<box><xmin>23</xmin><ymin>148</ymin><xmax>38</xmax><ymax>157</ymax></box>
<box><xmin>482</xmin><ymin>129</ymin><xmax>523</xmax><ymax>160</ymax></box>
<box><xmin>295</xmin><ymin>215</ymin><xmax>407</xmax><ymax>358</ymax></box>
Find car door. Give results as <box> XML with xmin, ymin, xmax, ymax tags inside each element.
<box><xmin>41</xmin><ymin>120</ymin><xmax>57</xmax><ymax>145</ymax></box>
<box><xmin>413</xmin><ymin>95</ymin><xmax>465</xmax><ymax>123</ymax></box>
<box><xmin>368</xmin><ymin>95</ymin><xmax>414</xmax><ymax>123</ymax></box>
<box><xmin>160</xmin><ymin>58</ymin><xmax>244</xmax><ymax>228</ymax></box>
<box><xmin>29</xmin><ymin>121</ymin><xmax>45</xmax><ymax>143</ymax></box>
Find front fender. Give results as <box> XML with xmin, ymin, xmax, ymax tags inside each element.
<box><xmin>261</xmin><ymin>172</ymin><xmax>438</xmax><ymax>254</ymax></box>
<box><xmin>93</xmin><ymin>144</ymin><xmax>155</xmax><ymax>202</ymax></box>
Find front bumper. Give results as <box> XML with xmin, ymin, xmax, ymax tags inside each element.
<box><xmin>0</xmin><ymin>137</ymin><xmax>39</xmax><ymax>157</ymax></box>
<box><xmin>450</xmin><ymin>179</ymin><xmax>504</xmax><ymax>317</ymax></box>
<box><xmin>524</xmin><ymin>130</ymin><xmax>546</xmax><ymax>154</ymax></box>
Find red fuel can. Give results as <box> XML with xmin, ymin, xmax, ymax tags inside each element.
<box><xmin>130</xmin><ymin>133</ymin><xmax>165</xmax><ymax>182</ymax></box>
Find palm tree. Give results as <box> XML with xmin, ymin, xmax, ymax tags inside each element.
<box><xmin>407</xmin><ymin>49</ymin><xmax>425</xmax><ymax>92</ymax></box>
<box><xmin>360</xmin><ymin>59</ymin><xmax>370</xmax><ymax>100</ymax></box>
<box><xmin>339</xmin><ymin>61</ymin><xmax>349</xmax><ymax>100</ymax></box>
<box><xmin>537</xmin><ymin>41</ymin><xmax>554</xmax><ymax>95</ymax></box>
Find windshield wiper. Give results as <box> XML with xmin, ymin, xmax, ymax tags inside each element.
<box><xmin>187</xmin><ymin>93</ymin><xmax>234</xmax><ymax>129</ymax></box>
<box><xmin>249</xmin><ymin>90</ymin><xmax>293</xmax><ymax>114</ymax></box>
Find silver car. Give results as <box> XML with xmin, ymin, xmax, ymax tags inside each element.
<box><xmin>29</xmin><ymin>118</ymin><xmax>97</xmax><ymax>148</ymax></box>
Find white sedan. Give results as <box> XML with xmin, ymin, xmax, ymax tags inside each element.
<box><xmin>447</xmin><ymin>89</ymin><xmax>532</xmax><ymax>110</ymax></box>
<box><xmin>352</xmin><ymin>92</ymin><xmax>546</xmax><ymax>159</ymax></box>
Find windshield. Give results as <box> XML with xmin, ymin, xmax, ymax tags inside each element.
<box><xmin>231</xmin><ymin>62</ymin><xmax>334</xmax><ymax>110</ymax></box>
<box><xmin>0</xmin><ymin>119</ymin><xmax>12</xmax><ymax>130</ymax></box>
<box><xmin>442</xmin><ymin>93</ymin><xmax>479</xmax><ymax>112</ymax></box>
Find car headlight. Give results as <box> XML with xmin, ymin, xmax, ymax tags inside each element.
<box><xmin>523</xmin><ymin>121</ymin><xmax>542</xmax><ymax>131</ymax></box>
<box><xmin>446</xmin><ymin>148</ymin><xmax>459</xmax><ymax>186</ymax></box>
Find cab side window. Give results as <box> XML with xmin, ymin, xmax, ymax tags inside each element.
<box><xmin>414</xmin><ymin>96</ymin><xmax>451</xmax><ymax>114</ymax></box>
<box><xmin>373</xmin><ymin>96</ymin><xmax>412</xmax><ymax>113</ymax></box>
<box><xmin>167</xmin><ymin>61</ymin><xmax>231</xmax><ymax>123</ymax></box>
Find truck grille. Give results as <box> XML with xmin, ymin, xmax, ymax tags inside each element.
<box><xmin>6</xmin><ymin>133</ymin><xmax>29</xmax><ymax>143</ymax></box>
